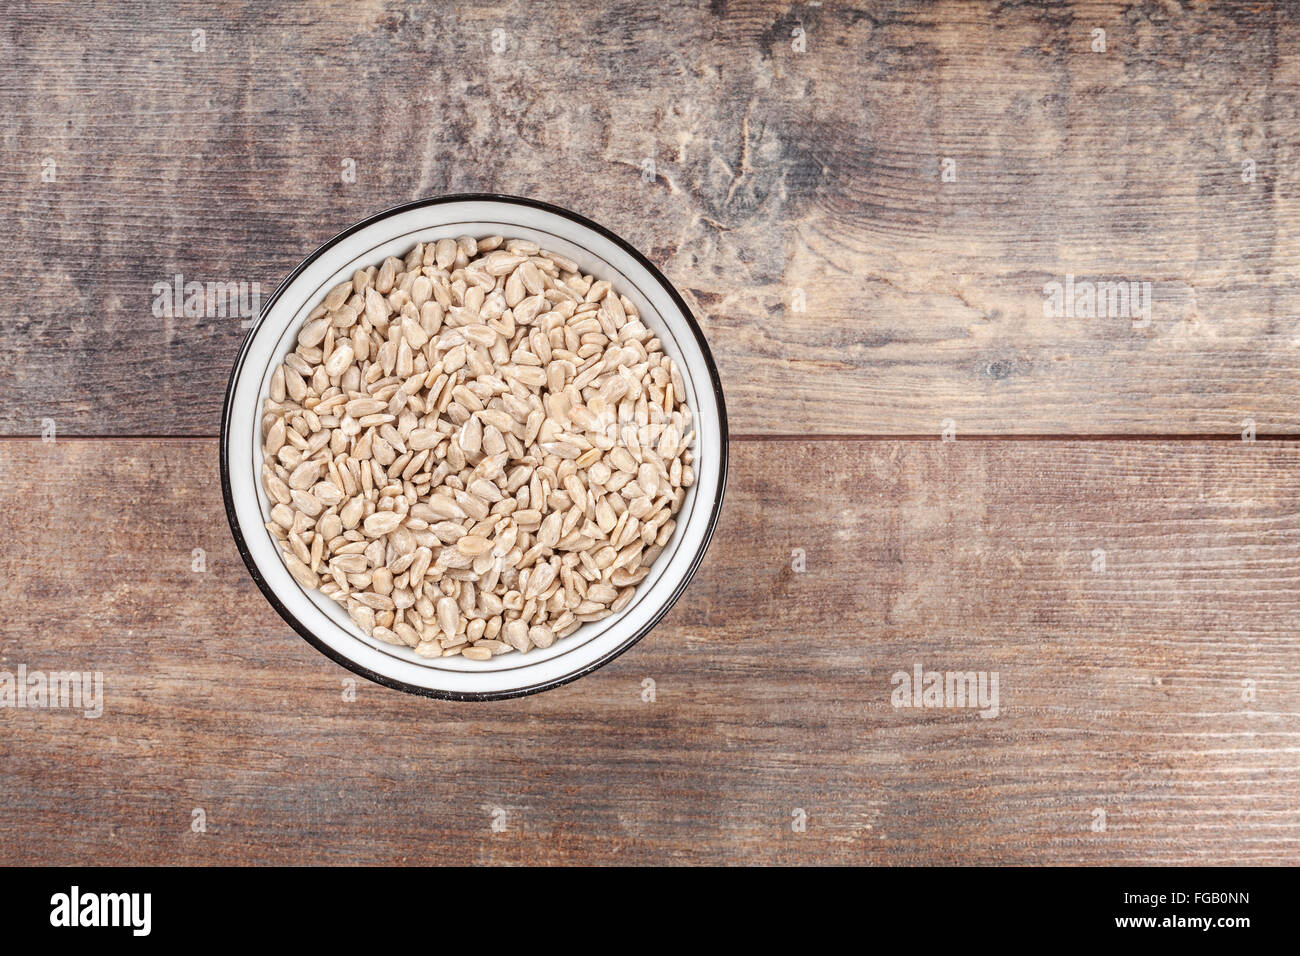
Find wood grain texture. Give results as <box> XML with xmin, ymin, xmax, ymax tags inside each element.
<box><xmin>2</xmin><ymin>0</ymin><xmax>1297</xmax><ymax>870</ymax></box>
<box><xmin>1</xmin><ymin>439</ymin><xmax>1297</xmax><ymax>865</ymax></box>
<box><xmin>3</xmin><ymin>1</ymin><xmax>1300</xmax><ymax>435</ymax></box>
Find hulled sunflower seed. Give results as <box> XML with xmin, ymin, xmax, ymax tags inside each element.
<box><xmin>260</xmin><ymin>236</ymin><xmax>697</xmax><ymax>659</ymax></box>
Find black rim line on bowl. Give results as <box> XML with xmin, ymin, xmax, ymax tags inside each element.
<box><xmin>219</xmin><ymin>193</ymin><xmax>729</xmax><ymax>701</ymax></box>
<box><xmin>253</xmin><ymin>218</ymin><xmax>698</xmax><ymax>674</ymax></box>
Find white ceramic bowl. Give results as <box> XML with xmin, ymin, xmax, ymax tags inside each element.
<box><xmin>221</xmin><ymin>195</ymin><xmax>728</xmax><ymax>699</ymax></box>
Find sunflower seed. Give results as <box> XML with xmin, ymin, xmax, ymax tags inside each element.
<box><xmin>262</xmin><ymin>236</ymin><xmax>696</xmax><ymax>659</ymax></box>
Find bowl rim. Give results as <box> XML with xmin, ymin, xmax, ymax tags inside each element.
<box><xmin>219</xmin><ymin>193</ymin><xmax>729</xmax><ymax>701</ymax></box>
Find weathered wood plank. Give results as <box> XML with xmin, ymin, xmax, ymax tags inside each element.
<box><xmin>2</xmin><ymin>1</ymin><xmax>1298</xmax><ymax>435</ymax></box>
<box><xmin>1</xmin><ymin>438</ymin><xmax>1297</xmax><ymax>864</ymax></box>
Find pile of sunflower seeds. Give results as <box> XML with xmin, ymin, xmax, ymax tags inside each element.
<box><xmin>260</xmin><ymin>236</ymin><xmax>695</xmax><ymax>660</ymax></box>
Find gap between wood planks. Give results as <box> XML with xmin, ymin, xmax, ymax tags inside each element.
<box><xmin>736</xmin><ymin>433</ymin><xmax>1300</xmax><ymax>442</ymax></box>
<box><xmin>4</xmin><ymin>434</ymin><xmax>1300</xmax><ymax>443</ymax></box>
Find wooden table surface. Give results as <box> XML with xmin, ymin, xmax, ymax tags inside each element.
<box><xmin>3</xmin><ymin>0</ymin><xmax>1298</xmax><ymax>865</ymax></box>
